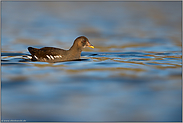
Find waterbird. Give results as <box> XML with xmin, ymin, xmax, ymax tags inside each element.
<box><xmin>27</xmin><ymin>36</ymin><xmax>94</xmax><ymax>62</ymax></box>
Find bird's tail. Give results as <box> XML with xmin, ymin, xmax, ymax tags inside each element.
<box><xmin>28</xmin><ymin>47</ymin><xmax>38</xmax><ymax>55</ymax></box>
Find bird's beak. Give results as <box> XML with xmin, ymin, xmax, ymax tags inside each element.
<box><xmin>86</xmin><ymin>41</ymin><xmax>94</xmax><ymax>49</ymax></box>
<box><xmin>89</xmin><ymin>45</ymin><xmax>94</xmax><ymax>49</ymax></box>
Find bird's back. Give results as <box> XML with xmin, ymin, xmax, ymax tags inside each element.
<box><xmin>28</xmin><ymin>47</ymin><xmax>69</xmax><ymax>62</ymax></box>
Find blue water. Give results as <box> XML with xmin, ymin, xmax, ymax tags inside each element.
<box><xmin>1</xmin><ymin>1</ymin><xmax>182</xmax><ymax>122</ymax></box>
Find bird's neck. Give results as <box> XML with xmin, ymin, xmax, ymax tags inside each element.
<box><xmin>69</xmin><ymin>44</ymin><xmax>82</xmax><ymax>53</ymax></box>
<box><xmin>68</xmin><ymin>44</ymin><xmax>83</xmax><ymax>59</ymax></box>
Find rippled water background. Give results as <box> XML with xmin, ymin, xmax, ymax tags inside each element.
<box><xmin>1</xmin><ymin>1</ymin><xmax>182</xmax><ymax>122</ymax></box>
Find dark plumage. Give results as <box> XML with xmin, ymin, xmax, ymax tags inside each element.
<box><xmin>27</xmin><ymin>36</ymin><xmax>94</xmax><ymax>62</ymax></box>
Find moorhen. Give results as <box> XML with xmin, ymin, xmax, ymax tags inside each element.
<box><xmin>27</xmin><ymin>36</ymin><xmax>94</xmax><ymax>62</ymax></box>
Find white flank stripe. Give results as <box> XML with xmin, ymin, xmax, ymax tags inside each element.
<box><xmin>27</xmin><ymin>56</ymin><xmax>32</xmax><ymax>59</ymax></box>
<box><xmin>50</xmin><ymin>55</ymin><xmax>54</xmax><ymax>60</ymax></box>
<box><xmin>34</xmin><ymin>55</ymin><xmax>38</xmax><ymax>60</ymax></box>
<box><xmin>46</xmin><ymin>55</ymin><xmax>51</xmax><ymax>60</ymax></box>
<box><xmin>51</xmin><ymin>55</ymin><xmax>62</xmax><ymax>59</ymax></box>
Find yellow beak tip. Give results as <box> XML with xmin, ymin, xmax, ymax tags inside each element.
<box><xmin>89</xmin><ymin>46</ymin><xmax>94</xmax><ymax>49</ymax></box>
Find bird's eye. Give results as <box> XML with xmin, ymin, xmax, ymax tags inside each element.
<box><xmin>82</xmin><ymin>40</ymin><xmax>86</xmax><ymax>44</ymax></box>
<box><xmin>82</xmin><ymin>40</ymin><xmax>86</xmax><ymax>46</ymax></box>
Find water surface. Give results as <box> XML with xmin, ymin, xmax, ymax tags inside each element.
<box><xmin>1</xmin><ymin>1</ymin><xmax>182</xmax><ymax>122</ymax></box>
